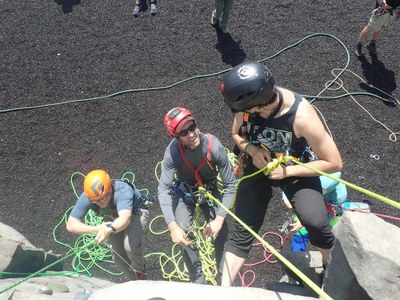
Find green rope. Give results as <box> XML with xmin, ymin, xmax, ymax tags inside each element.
<box><xmin>0</xmin><ymin>32</ymin><xmax>380</xmax><ymax>115</ymax></box>
<box><xmin>152</xmin><ymin>162</ymin><xmax>223</xmax><ymax>284</ymax></box>
<box><xmin>53</xmin><ymin>171</ymin><xmax>155</xmax><ymax>278</ymax></box>
<box><xmin>0</xmin><ymin>245</ymin><xmax>91</xmax><ymax>295</ymax></box>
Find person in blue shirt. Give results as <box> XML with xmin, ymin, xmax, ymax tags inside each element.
<box><xmin>283</xmin><ymin>172</ymin><xmax>347</xmax><ymax>251</ymax></box>
<box><xmin>66</xmin><ymin>169</ymin><xmax>149</xmax><ymax>280</ymax></box>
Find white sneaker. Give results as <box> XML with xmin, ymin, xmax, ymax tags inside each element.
<box><xmin>211</xmin><ymin>13</ymin><xmax>218</xmax><ymax>26</ymax></box>
<box><xmin>219</xmin><ymin>25</ymin><xmax>229</xmax><ymax>34</ymax></box>
<box><xmin>133</xmin><ymin>5</ymin><xmax>140</xmax><ymax>17</ymax></box>
<box><xmin>150</xmin><ymin>3</ymin><xmax>157</xmax><ymax>15</ymax></box>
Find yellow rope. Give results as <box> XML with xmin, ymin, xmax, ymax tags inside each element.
<box><xmin>201</xmin><ymin>186</ymin><xmax>333</xmax><ymax>300</ymax></box>
<box><xmin>291</xmin><ymin>159</ymin><xmax>400</xmax><ymax>209</ymax></box>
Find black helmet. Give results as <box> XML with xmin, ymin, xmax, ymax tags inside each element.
<box><xmin>221</xmin><ymin>61</ymin><xmax>276</xmax><ymax>112</ymax></box>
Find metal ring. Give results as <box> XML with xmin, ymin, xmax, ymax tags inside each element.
<box><xmin>369</xmin><ymin>154</ymin><xmax>380</xmax><ymax>160</ymax></box>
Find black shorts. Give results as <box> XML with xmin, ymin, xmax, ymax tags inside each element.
<box><xmin>226</xmin><ymin>172</ymin><xmax>334</xmax><ymax>258</ymax></box>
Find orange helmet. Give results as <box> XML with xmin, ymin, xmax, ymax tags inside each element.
<box><xmin>83</xmin><ymin>170</ymin><xmax>112</xmax><ymax>201</ymax></box>
<box><xmin>164</xmin><ymin>107</ymin><xmax>194</xmax><ymax>137</ymax></box>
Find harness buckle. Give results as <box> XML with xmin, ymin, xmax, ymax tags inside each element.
<box><xmin>278</xmin><ymin>213</ymin><xmax>294</xmax><ymax>234</ymax></box>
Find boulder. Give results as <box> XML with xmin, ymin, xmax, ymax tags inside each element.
<box><xmin>0</xmin><ymin>223</ymin><xmax>63</xmax><ymax>278</ymax></box>
<box><xmin>323</xmin><ymin>212</ymin><xmax>400</xmax><ymax>300</ymax></box>
<box><xmin>88</xmin><ymin>280</ymin><xmax>316</xmax><ymax>300</ymax></box>
<box><xmin>266</xmin><ymin>250</ymin><xmax>324</xmax><ymax>298</ymax></box>
<box><xmin>0</xmin><ymin>275</ymin><xmax>114</xmax><ymax>299</ymax></box>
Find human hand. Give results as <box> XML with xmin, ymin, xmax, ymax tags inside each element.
<box><xmin>95</xmin><ymin>223</ymin><xmax>113</xmax><ymax>244</ymax></box>
<box><xmin>170</xmin><ymin>225</ymin><xmax>191</xmax><ymax>246</ymax></box>
<box><xmin>204</xmin><ymin>216</ymin><xmax>224</xmax><ymax>239</ymax></box>
<box><xmin>268</xmin><ymin>164</ymin><xmax>288</xmax><ymax>180</ymax></box>
<box><xmin>289</xmin><ymin>220</ymin><xmax>303</xmax><ymax>233</ymax></box>
<box><xmin>250</xmin><ymin>147</ymin><xmax>271</xmax><ymax>170</ymax></box>
<box><xmin>373</xmin><ymin>5</ymin><xmax>388</xmax><ymax>16</ymax></box>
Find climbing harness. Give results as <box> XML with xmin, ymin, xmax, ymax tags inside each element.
<box><xmin>169</xmin><ymin>181</ymin><xmax>216</xmax><ymax>207</ymax></box>
<box><xmin>278</xmin><ymin>213</ymin><xmax>294</xmax><ymax>234</ymax></box>
<box><xmin>173</xmin><ymin>133</ymin><xmax>217</xmax><ymax>207</ymax></box>
<box><xmin>178</xmin><ymin>133</ymin><xmax>214</xmax><ymax>186</ymax></box>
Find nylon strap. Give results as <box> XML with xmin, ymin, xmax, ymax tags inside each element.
<box><xmin>178</xmin><ymin>134</ymin><xmax>213</xmax><ymax>187</ymax></box>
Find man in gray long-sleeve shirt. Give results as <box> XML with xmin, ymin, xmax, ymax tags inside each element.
<box><xmin>158</xmin><ymin>106</ymin><xmax>236</xmax><ymax>284</ymax></box>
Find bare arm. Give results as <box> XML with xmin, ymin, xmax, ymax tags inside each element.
<box><xmin>272</xmin><ymin>99</ymin><xmax>342</xmax><ymax>178</ymax></box>
<box><xmin>167</xmin><ymin>221</ymin><xmax>191</xmax><ymax>246</ymax></box>
<box><xmin>231</xmin><ymin>112</ymin><xmax>248</xmax><ymax>150</ymax></box>
<box><xmin>94</xmin><ymin>209</ymin><xmax>132</xmax><ymax>244</ymax></box>
<box><xmin>66</xmin><ymin>216</ymin><xmax>101</xmax><ymax>235</ymax></box>
<box><xmin>108</xmin><ymin>209</ymin><xmax>132</xmax><ymax>233</ymax></box>
<box><xmin>231</xmin><ymin>113</ymin><xmax>271</xmax><ymax>169</ymax></box>
<box><xmin>66</xmin><ymin>209</ymin><xmax>132</xmax><ymax>244</ymax></box>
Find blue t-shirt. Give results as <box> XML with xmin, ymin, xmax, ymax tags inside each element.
<box><xmin>320</xmin><ymin>172</ymin><xmax>347</xmax><ymax>207</ymax></box>
<box><xmin>70</xmin><ymin>180</ymin><xmax>142</xmax><ymax>220</ymax></box>
<box><xmin>282</xmin><ymin>172</ymin><xmax>347</xmax><ymax>208</ymax></box>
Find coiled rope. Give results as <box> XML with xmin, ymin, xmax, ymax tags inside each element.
<box><xmin>52</xmin><ymin>171</ymin><xmax>153</xmax><ymax>277</ymax></box>
<box><xmin>151</xmin><ymin>161</ymin><xmax>227</xmax><ymax>284</ymax></box>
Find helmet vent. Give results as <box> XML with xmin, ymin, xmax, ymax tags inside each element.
<box><xmin>236</xmin><ymin>92</ymin><xmax>255</xmax><ymax>102</ymax></box>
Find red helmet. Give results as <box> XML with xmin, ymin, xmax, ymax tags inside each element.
<box><xmin>164</xmin><ymin>107</ymin><xmax>194</xmax><ymax>137</ymax></box>
<box><xmin>84</xmin><ymin>169</ymin><xmax>112</xmax><ymax>201</ymax></box>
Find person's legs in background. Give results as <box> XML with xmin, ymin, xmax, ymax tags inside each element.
<box><xmin>133</xmin><ymin>0</ymin><xmax>141</xmax><ymax>17</ymax></box>
<box><xmin>211</xmin><ymin>0</ymin><xmax>223</xmax><ymax>26</ymax></box>
<box><xmin>219</xmin><ymin>0</ymin><xmax>235</xmax><ymax>34</ymax></box>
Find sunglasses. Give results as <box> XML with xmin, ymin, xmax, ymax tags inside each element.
<box><xmin>178</xmin><ymin>123</ymin><xmax>197</xmax><ymax>137</ymax></box>
<box><xmin>89</xmin><ymin>191</ymin><xmax>111</xmax><ymax>204</ymax></box>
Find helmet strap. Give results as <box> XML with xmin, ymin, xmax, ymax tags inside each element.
<box><xmin>265</xmin><ymin>89</ymin><xmax>283</xmax><ymax>121</ymax></box>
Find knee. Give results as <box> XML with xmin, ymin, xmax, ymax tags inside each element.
<box><xmin>301</xmin><ymin>217</ymin><xmax>327</xmax><ymax>231</ymax></box>
<box><xmin>225</xmin><ymin>241</ymin><xmax>249</xmax><ymax>259</ymax></box>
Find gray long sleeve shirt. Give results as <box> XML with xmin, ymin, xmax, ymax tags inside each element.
<box><xmin>158</xmin><ymin>132</ymin><xmax>237</xmax><ymax>224</ymax></box>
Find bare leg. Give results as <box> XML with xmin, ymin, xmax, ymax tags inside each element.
<box><xmin>357</xmin><ymin>25</ymin><xmax>371</xmax><ymax>44</ymax></box>
<box><xmin>371</xmin><ymin>27</ymin><xmax>384</xmax><ymax>42</ymax></box>
<box><xmin>316</xmin><ymin>247</ymin><xmax>331</xmax><ymax>266</ymax></box>
<box><xmin>221</xmin><ymin>251</ymin><xmax>246</xmax><ymax>287</ymax></box>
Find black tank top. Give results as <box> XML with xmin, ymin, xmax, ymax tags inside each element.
<box><xmin>247</xmin><ymin>92</ymin><xmax>308</xmax><ymax>158</ymax></box>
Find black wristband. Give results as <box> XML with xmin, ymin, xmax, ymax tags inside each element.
<box><xmin>106</xmin><ymin>223</ymin><xmax>116</xmax><ymax>234</ymax></box>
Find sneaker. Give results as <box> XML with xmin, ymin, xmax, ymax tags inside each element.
<box><xmin>355</xmin><ymin>45</ymin><xmax>364</xmax><ymax>58</ymax></box>
<box><xmin>219</xmin><ymin>25</ymin><xmax>229</xmax><ymax>34</ymax></box>
<box><xmin>150</xmin><ymin>3</ymin><xmax>157</xmax><ymax>15</ymax></box>
<box><xmin>366</xmin><ymin>42</ymin><xmax>377</xmax><ymax>57</ymax></box>
<box><xmin>133</xmin><ymin>5</ymin><xmax>140</xmax><ymax>17</ymax></box>
<box><xmin>211</xmin><ymin>13</ymin><xmax>218</xmax><ymax>26</ymax></box>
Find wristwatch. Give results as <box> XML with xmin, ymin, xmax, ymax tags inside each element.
<box><xmin>106</xmin><ymin>223</ymin><xmax>117</xmax><ymax>235</ymax></box>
